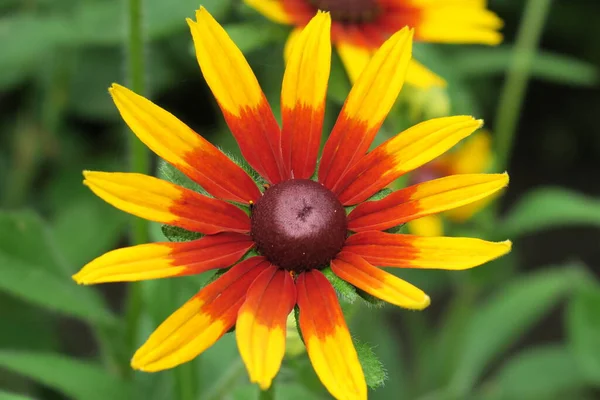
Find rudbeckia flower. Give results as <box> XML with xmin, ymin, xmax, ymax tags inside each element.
<box><xmin>245</xmin><ymin>0</ymin><xmax>503</xmax><ymax>88</ymax></box>
<box><xmin>407</xmin><ymin>131</ymin><xmax>498</xmax><ymax>236</ymax></box>
<box><xmin>73</xmin><ymin>8</ymin><xmax>510</xmax><ymax>400</ymax></box>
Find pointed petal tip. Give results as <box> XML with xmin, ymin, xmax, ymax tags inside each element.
<box><xmin>71</xmin><ymin>272</ymin><xmax>86</xmax><ymax>285</ymax></box>
<box><xmin>419</xmin><ymin>294</ymin><xmax>431</xmax><ymax>310</ymax></box>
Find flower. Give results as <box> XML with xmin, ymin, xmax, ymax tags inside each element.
<box><xmin>245</xmin><ymin>0</ymin><xmax>503</xmax><ymax>88</ymax></box>
<box><xmin>407</xmin><ymin>131</ymin><xmax>497</xmax><ymax>236</ymax></box>
<box><xmin>73</xmin><ymin>8</ymin><xmax>511</xmax><ymax>400</ymax></box>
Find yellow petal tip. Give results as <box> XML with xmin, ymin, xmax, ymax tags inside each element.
<box><xmin>421</xmin><ymin>294</ymin><xmax>431</xmax><ymax>309</ymax></box>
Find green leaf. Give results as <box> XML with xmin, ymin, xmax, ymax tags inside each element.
<box><xmin>322</xmin><ymin>267</ymin><xmax>358</xmax><ymax>303</ymax></box>
<box><xmin>567</xmin><ymin>286</ymin><xmax>600</xmax><ymax>385</ymax></box>
<box><xmin>0</xmin><ymin>252</ymin><xmax>117</xmax><ymax>326</ymax></box>
<box><xmin>499</xmin><ymin>187</ymin><xmax>600</xmax><ymax>237</ymax></box>
<box><xmin>0</xmin><ymin>294</ymin><xmax>58</xmax><ymax>351</ymax></box>
<box><xmin>0</xmin><ymin>210</ymin><xmax>69</xmax><ymax>275</ymax></box>
<box><xmin>449</xmin><ymin>267</ymin><xmax>586</xmax><ymax>397</ymax></box>
<box><xmin>482</xmin><ymin>345</ymin><xmax>587</xmax><ymax>400</ymax></box>
<box><xmin>451</xmin><ymin>46</ymin><xmax>599</xmax><ymax>87</ymax></box>
<box><xmin>0</xmin><ymin>210</ymin><xmax>116</xmax><ymax>326</ymax></box>
<box><xmin>0</xmin><ymin>16</ymin><xmax>69</xmax><ymax>90</ymax></box>
<box><xmin>52</xmin><ymin>197</ymin><xmax>128</xmax><ymax>270</ymax></box>
<box><xmin>0</xmin><ymin>351</ymin><xmax>132</xmax><ymax>400</ymax></box>
<box><xmin>0</xmin><ymin>391</ymin><xmax>36</xmax><ymax>400</ymax></box>
<box><xmin>355</xmin><ymin>339</ymin><xmax>387</xmax><ymax>389</ymax></box>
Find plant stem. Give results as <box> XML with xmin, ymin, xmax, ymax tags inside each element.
<box><xmin>123</xmin><ymin>0</ymin><xmax>150</xmax><ymax>378</ymax></box>
<box><xmin>494</xmin><ymin>0</ymin><xmax>553</xmax><ymax>171</ymax></box>
<box><xmin>204</xmin><ymin>359</ymin><xmax>246</xmax><ymax>400</ymax></box>
<box><xmin>125</xmin><ymin>0</ymin><xmax>151</xmax><ymax>239</ymax></box>
<box><xmin>259</xmin><ymin>385</ymin><xmax>275</xmax><ymax>400</ymax></box>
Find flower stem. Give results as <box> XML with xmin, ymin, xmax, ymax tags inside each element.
<box><xmin>494</xmin><ymin>0</ymin><xmax>553</xmax><ymax>171</ymax></box>
<box><xmin>123</xmin><ymin>0</ymin><xmax>150</xmax><ymax>378</ymax></box>
<box><xmin>259</xmin><ymin>386</ymin><xmax>275</xmax><ymax>400</ymax></box>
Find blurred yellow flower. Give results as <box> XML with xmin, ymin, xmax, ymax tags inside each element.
<box><xmin>408</xmin><ymin>131</ymin><xmax>500</xmax><ymax>236</ymax></box>
<box><xmin>245</xmin><ymin>0</ymin><xmax>503</xmax><ymax>88</ymax></box>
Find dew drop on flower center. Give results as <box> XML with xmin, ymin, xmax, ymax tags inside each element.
<box><xmin>251</xmin><ymin>179</ymin><xmax>347</xmax><ymax>272</ymax></box>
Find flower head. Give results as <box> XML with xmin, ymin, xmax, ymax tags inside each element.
<box><xmin>73</xmin><ymin>9</ymin><xmax>510</xmax><ymax>399</ymax></box>
<box><xmin>246</xmin><ymin>0</ymin><xmax>503</xmax><ymax>87</ymax></box>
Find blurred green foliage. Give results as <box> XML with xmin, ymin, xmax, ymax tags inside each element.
<box><xmin>1</xmin><ymin>0</ymin><xmax>600</xmax><ymax>399</ymax></box>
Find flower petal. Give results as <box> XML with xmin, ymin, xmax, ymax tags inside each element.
<box><xmin>283</xmin><ymin>27</ymin><xmax>303</xmax><ymax>62</ymax></box>
<box><xmin>297</xmin><ymin>270</ymin><xmax>366</xmax><ymax>400</ymax></box>
<box><xmin>405</xmin><ymin>59</ymin><xmax>446</xmax><ymax>88</ymax></box>
<box><xmin>244</xmin><ymin>0</ymin><xmax>294</xmax><ymax>24</ymax></box>
<box><xmin>72</xmin><ymin>233</ymin><xmax>254</xmax><ymax>284</ymax></box>
<box><xmin>415</xmin><ymin>4</ymin><xmax>503</xmax><ymax>45</ymax></box>
<box><xmin>335</xmin><ymin>116</ymin><xmax>484</xmax><ymax>205</ymax></box>
<box><xmin>345</xmin><ymin>231</ymin><xmax>512</xmax><ymax>270</ymax></box>
<box><xmin>132</xmin><ymin>256</ymin><xmax>270</xmax><ymax>372</ymax></box>
<box><xmin>331</xmin><ymin>252</ymin><xmax>430</xmax><ymax>310</ymax></box>
<box><xmin>336</xmin><ymin>40</ymin><xmax>372</xmax><ymax>83</ymax></box>
<box><xmin>236</xmin><ymin>266</ymin><xmax>296</xmax><ymax>390</ymax></box>
<box><xmin>83</xmin><ymin>171</ymin><xmax>250</xmax><ymax>234</ymax></box>
<box><xmin>408</xmin><ymin>215</ymin><xmax>445</xmax><ymax>237</ymax></box>
<box><xmin>318</xmin><ymin>27</ymin><xmax>414</xmax><ymax>190</ymax></box>
<box><xmin>348</xmin><ymin>173</ymin><xmax>509</xmax><ymax>232</ymax></box>
<box><xmin>281</xmin><ymin>12</ymin><xmax>331</xmax><ymax>179</ymax></box>
<box><xmin>109</xmin><ymin>84</ymin><xmax>260</xmax><ymax>204</ymax></box>
<box><xmin>188</xmin><ymin>7</ymin><xmax>284</xmax><ymax>183</ymax></box>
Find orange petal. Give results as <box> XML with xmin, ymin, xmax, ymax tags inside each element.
<box><xmin>335</xmin><ymin>116</ymin><xmax>483</xmax><ymax>205</ymax></box>
<box><xmin>83</xmin><ymin>171</ymin><xmax>250</xmax><ymax>234</ymax></box>
<box><xmin>348</xmin><ymin>173</ymin><xmax>509</xmax><ymax>232</ymax></box>
<box><xmin>109</xmin><ymin>84</ymin><xmax>260</xmax><ymax>204</ymax></box>
<box><xmin>132</xmin><ymin>256</ymin><xmax>270</xmax><ymax>372</ymax></box>
<box><xmin>280</xmin><ymin>12</ymin><xmax>331</xmax><ymax>179</ymax></box>
<box><xmin>345</xmin><ymin>231</ymin><xmax>512</xmax><ymax>270</ymax></box>
<box><xmin>73</xmin><ymin>232</ymin><xmax>254</xmax><ymax>284</ymax></box>
<box><xmin>236</xmin><ymin>267</ymin><xmax>296</xmax><ymax>389</ymax></box>
<box><xmin>331</xmin><ymin>252</ymin><xmax>430</xmax><ymax>310</ymax></box>
<box><xmin>297</xmin><ymin>270</ymin><xmax>366</xmax><ymax>400</ymax></box>
<box><xmin>318</xmin><ymin>27</ymin><xmax>413</xmax><ymax>190</ymax></box>
<box><xmin>188</xmin><ymin>7</ymin><xmax>284</xmax><ymax>183</ymax></box>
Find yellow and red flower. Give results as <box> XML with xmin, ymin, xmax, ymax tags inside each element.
<box><xmin>73</xmin><ymin>8</ymin><xmax>510</xmax><ymax>399</ymax></box>
<box><xmin>245</xmin><ymin>0</ymin><xmax>503</xmax><ymax>88</ymax></box>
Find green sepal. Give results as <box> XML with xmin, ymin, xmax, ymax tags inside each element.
<box><xmin>293</xmin><ymin>305</ymin><xmax>305</xmax><ymax>344</ymax></box>
<box><xmin>384</xmin><ymin>223</ymin><xmax>407</xmax><ymax>234</ymax></box>
<box><xmin>345</xmin><ymin>188</ymin><xmax>393</xmax><ymax>215</ymax></box>
<box><xmin>160</xmin><ymin>225</ymin><xmax>203</xmax><ymax>242</ymax></box>
<box><xmin>223</xmin><ymin>150</ymin><xmax>267</xmax><ymax>189</ymax></box>
<box><xmin>354</xmin><ymin>339</ymin><xmax>388</xmax><ymax>389</ymax></box>
<box><xmin>321</xmin><ymin>266</ymin><xmax>358</xmax><ymax>304</ymax></box>
<box><xmin>158</xmin><ymin>160</ymin><xmax>208</xmax><ymax>195</ymax></box>
<box><xmin>356</xmin><ymin>288</ymin><xmax>386</xmax><ymax>308</ymax></box>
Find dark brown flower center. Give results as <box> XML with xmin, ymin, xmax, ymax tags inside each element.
<box><xmin>309</xmin><ymin>0</ymin><xmax>381</xmax><ymax>23</ymax></box>
<box><xmin>251</xmin><ymin>179</ymin><xmax>347</xmax><ymax>272</ymax></box>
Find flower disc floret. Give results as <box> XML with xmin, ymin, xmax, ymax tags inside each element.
<box><xmin>251</xmin><ymin>179</ymin><xmax>347</xmax><ymax>272</ymax></box>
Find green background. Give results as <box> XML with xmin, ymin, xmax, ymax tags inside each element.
<box><xmin>1</xmin><ymin>0</ymin><xmax>599</xmax><ymax>399</ymax></box>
